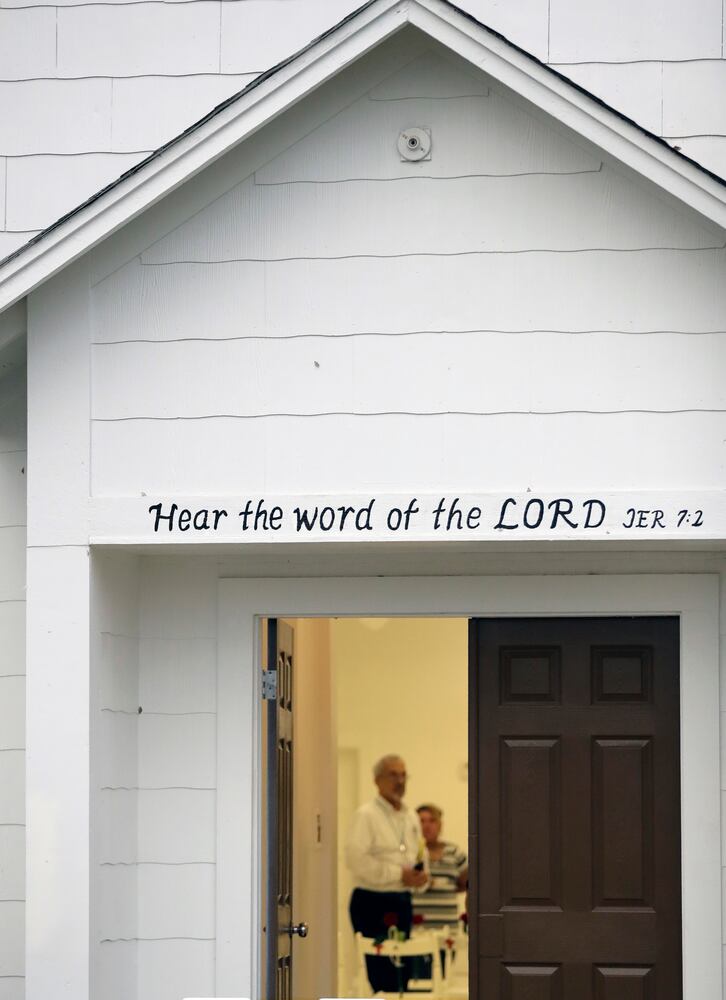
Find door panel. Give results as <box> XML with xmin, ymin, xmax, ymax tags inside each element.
<box><xmin>265</xmin><ymin>619</ymin><xmax>295</xmax><ymax>1000</ymax></box>
<box><xmin>469</xmin><ymin>617</ymin><xmax>681</xmax><ymax>1000</ymax></box>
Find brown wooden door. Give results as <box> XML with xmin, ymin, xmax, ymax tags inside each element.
<box><xmin>469</xmin><ymin>617</ymin><xmax>682</xmax><ymax>999</ymax></box>
<box><xmin>265</xmin><ymin>619</ymin><xmax>295</xmax><ymax>1000</ymax></box>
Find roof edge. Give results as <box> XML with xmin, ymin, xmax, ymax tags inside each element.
<box><xmin>1</xmin><ymin>0</ymin><xmax>725</xmax><ymax>313</ymax></box>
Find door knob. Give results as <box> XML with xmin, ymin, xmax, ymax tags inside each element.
<box><xmin>284</xmin><ymin>922</ymin><xmax>308</xmax><ymax>938</ymax></box>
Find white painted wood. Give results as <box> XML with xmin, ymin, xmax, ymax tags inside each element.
<box><xmin>216</xmin><ymin>587</ymin><xmax>257</xmax><ymax>994</ymax></box>
<box><xmin>0</xmin><ymin>527</ymin><xmax>24</xmax><ymax>602</ymax></box>
<box><xmin>99</xmin><ymin>634</ymin><xmax>139</xmax><ymax>714</ymax></box>
<box><xmin>26</xmin><ymin>546</ymin><xmax>90</xmax><ymax>1000</ymax></box>
<box><xmin>91</xmin><ymin>412</ymin><xmax>726</xmax><ymax>500</ymax></box>
<box><xmin>96</xmin><ymin>865</ymin><xmax>137</xmax><ymax>941</ymax></box>
<box><xmin>0</xmin><ymin>159</ymin><xmax>5</xmax><ymax>231</ymax></box>
<box><xmin>220</xmin><ymin>0</ymin><xmax>361</xmax><ymax>73</ymax></box>
<box><xmin>0</xmin><ymin>678</ymin><xmax>24</xmax><ymax>751</ymax></box>
<box><xmin>137</xmin><ymin>863</ymin><xmax>215</xmax><ymax>938</ymax></box>
<box><xmin>0</xmin><ymin>452</ymin><xmax>25</xmax><ymax>526</ymax></box>
<box><xmin>669</xmin><ymin>138</ymin><xmax>726</xmax><ymax>182</ymax></box>
<box><xmin>100</xmin><ymin>863</ymin><xmax>215</xmax><ymax>939</ymax></box>
<box><xmin>0</xmin><ymin>232</ymin><xmax>37</xmax><ymax>262</ymax></box>
<box><xmin>0</xmin><ymin>978</ymin><xmax>24</xmax><ymax>1000</ymax></box>
<box><xmin>139</xmin><ymin>637</ymin><xmax>216</xmax><ymax>714</ymax></box>
<box><xmin>369</xmin><ymin>46</ymin><xmax>489</xmax><ymax>99</ymax></box>
<box><xmin>219</xmin><ymin>573</ymin><xmax>722</xmax><ymax>1000</ymax></box>
<box><xmin>142</xmin><ymin>173</ymin><xmax>719</xmax><ymax>267</ymax></box>
<box><xmin>0</xmin><ymin>374</ymin><xmax>25</xmax><ymax>455</ymax></box>
<box><xmin>0</xmin><ymin>827</ymin><xmax>24</xmax><ymax>901</ymax></box>
<box><xmin>0</xmin><ymin>300</ymin><xmax>24</xmax><ymax>353</ymax></box>
<box><xmin>6</xmin><ymin>153</ymin><xmax>148</xmax><ymax>233</ymax></box>
<box><xmin>92</xmin><ymin>248</ymin><xmax>726</xmax><ymax>347</ymax></box>
<box><xmin>57</xmin><ymin>4</ymin><xmax>221</xmax><ymax>78</ymax></box>
<box><xmin>4</xmin><ymin>4</ymin><xmax>726</xmax><ymax>315</ymax></box>
<box><xmin>97</xmin><ymin>713</ymin><xmax>137</xmax><ymax>788</ymax></box>
<box><xmin>0</xmin><ymin>80</ymin><xmax>113</xmax><ymax>157</ymax></box>
<box><xmin>663</xmin><ymin>61</ymin><xmax>726</xmax><ymax>138</ymax></box>
<box><xmin>137</xmin><ymin>714</ymin><xmax>216</xmax><ymax>789</ymax></box>
<box><xmin>111</xmin><ymin>75</ymin><xmax>256</xmax><ymax>154</ymax></box>
<box><xmin>439</xmin><ymin>0</ymin><xmax>550</xmax><ymax>59</ymax></box>
<box><xmin>137</xmin><ymin>940</ymin><xmax>214</xmax><ymax>1000</ymax></box>
<box><xmin>0</xmin><ymin>604</ymin><xmax>24</xmax><ymax>677</ymax></box>
<box><xmin>0</xmin><ymin>8</ymin><xmax>56</xmax><ymax>79</ymax></box>
<box><xmin>92</xmin><ymin>330</ymin><xmax>726</xmax><ymax>420</ymax></box>
<box><xmin>95</xmin><ymin>941</ymin><xmax>137</xmax><ymax>1000</ymax></box>
<box><xmin>27</xmin><ymin>262</ymin><xmax>91</xmax><ymax>546</ymax></box>
<box><xmin>0</xmin><ymin>751</ymin><xmax>23</xmax><ymax>824</ymax></box>
<box><xmin>0</xmin><ymin>902</ymin><xmax>23</xmax><ymax>975</ymax></box>
<box><xmin>138</xmin><ymin>558</ymin><xmax>217</xmax><ymax>640</ymax></box>
<box><xmin>549</xmin><ymin>62</ymin><xmax>664</xmax><ymax>136</ymax></box>
<box><xmin>549</xmin><ymin>0</ymin><xmax>722</xmax><ymax>61</ymax></box>
<box><xmin>255</xmin><ymin>85</ymin><xmax>601</xmax><ymax>183</ymax></box>
<box><xmin>138</xmin><ymin>788</ymin><xmax>215</xmax><ymax>863</ymax></box>
<box><xmin>96</xmin><ymin>790</ymin><xmax>137</xmax><ymax>865</ymax></box>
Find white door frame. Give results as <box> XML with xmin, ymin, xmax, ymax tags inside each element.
<box><xmin>216</xmin><ymin>573</ymin><xmax>721</xmax><ymax>999</ymax></box>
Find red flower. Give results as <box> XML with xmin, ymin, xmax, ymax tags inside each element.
<box><xmin>412</xmin><ymin>914</ymin><xmax>425</xmax><ymax>926</ymax></box>
<box><xmin>445</xmin><ymin>938</ymin><xmax>454</xmax><ymax>950</ymax></box>
<box><xmin>459</xmin><ymin>913</ymin><xmax>468</xmax><ymax>926</ymax></box>
<box><xmin>383</xmin><ymin>912</ymin><xmax>399</xmax><ymax>928</ymax></box>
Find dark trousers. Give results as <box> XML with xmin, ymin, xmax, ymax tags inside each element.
<box><xmin>350</xmin><ymin>888</ymin><xmax>413</xmax><ymax>993</ymax></box>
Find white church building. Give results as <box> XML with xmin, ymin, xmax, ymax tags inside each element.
<box><xmin>1</xmin><ymin>2</ymin><xmax>726</xmax><ymax>999</ymax></box>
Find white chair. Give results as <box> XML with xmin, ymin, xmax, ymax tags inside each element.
<box><xmin>355</xmin><ymin>931</ymin><xmax>444</xmax><ymax>998</ymax></box>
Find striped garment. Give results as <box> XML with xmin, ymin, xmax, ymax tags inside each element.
<box><xmin>412</xmin><ymin>841</ymin><xmax>467</xmax><ymax>930</ymax></box>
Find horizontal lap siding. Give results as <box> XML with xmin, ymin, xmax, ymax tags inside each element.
<box><xmin>91</xmin><ymin>412</ymin><xmax>726</xmax><ymax>495</ymax></box>
<box><xmin>92</xmin><ymin>250</ymin><xmax>726</xmax><ymax>343</ymax></box>
<box><xmin>89</xmin><ymin>52</ymin><xmax>726</xmax><ymax>501</ymax></box>
<box><xmin>93</xmin><ymin>559</ymin><xmax>219</xmax><ymax>1000</ymax></box>
<box><xmin>0</xmin><ymin>0</ymin><xmax>725</xmax><ymax>245</ymax></box>
<box><xmin>92</xmin><ymin>332</ymin><xmax>726</xmax><ymax>418</ymax></box>
<box><xmin>0</xmin><ymin>378</ymin><xmax>25</xmax><ymax>998</ymax></box>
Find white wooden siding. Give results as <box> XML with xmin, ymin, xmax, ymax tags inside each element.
<box><xmin>92</xmin><ymin>249</ymin><xmax>726</xmax><ymax>346</ymax></box>
<box><xmin>93</xmin><ymin>556</ymin><xmax>218</xmax><ymax>1000</ymax></box>
<box><xmin>253</xmin><ymin>89</ymin><xmax>601</xmax><ymax>183</ymax></box>
<box><xmin>56</xmin><ymin>4</ymin><xmax>222</xmax><ymax>78</ymax></box>
<box><xmin>5</xmin><ymin>154</ymin><xmax>148</xmax><ymax>233</ymax></box>
<box><xmin>92</xmin><ymin>332</ymin><xmax>726</xmax><ymax>419</ymax></box>
<box><xmin>0</xmin><ymin>0</ymin><xmax>725</xmax><ymax>253</ymax></box>
<box><xmin>91</xmin><ymin>412</ymin><xmax>726</xmax><ymax>496</ymax></box>
<box><xmin>0</xmin><ymin>371</ymin><xmax>25</xmax><ymax>1000</ymax></box>
<box><xmin>548</xmin><ymin>0</ymin><xmax>723</xmax><ymax>60</ymax></box>
<box><xmin>0</xmin><ymin>80</ymin><xmax>113</xmax><ymax>156</ymax></box>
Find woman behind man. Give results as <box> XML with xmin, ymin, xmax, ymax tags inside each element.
<box><xmin>412</xmin><ymin>803</ymin><xmax>468</xmax><ymax>931</ymax></box>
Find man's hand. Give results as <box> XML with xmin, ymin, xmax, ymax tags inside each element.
<box><xmin>401</xmin><ymin>865</ymin><xmax>428</xmax><ymax>889</ymax></box>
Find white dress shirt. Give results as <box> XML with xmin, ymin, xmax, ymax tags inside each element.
<box><xmin>346</xmin><ymin>795</ymin><xmax>426</xmax><ymax>892</ymax></box>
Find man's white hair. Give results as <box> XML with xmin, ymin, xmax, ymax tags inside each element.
<box><xmin>373</xmin><ymin>754</ymin><xmax>404</xmax><ymax>780</ymax></box>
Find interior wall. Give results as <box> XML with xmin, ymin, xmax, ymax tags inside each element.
<box><xmin>331</xmin><ymin>617</ymin><xmax>468</xmax><ymax>994</ymax></box>
<box><xmin>289</xmin><ymin>618</ymin><xmax>336</xmax><ymax>1000</ymax></box>
<box><xmin>332</xmin><ymin>618</ymin><xmax>469</xmax><ymax>848</ymax></box>
<box><xmin>0</xmin><ymin>363</ymin><xmax>26</xmax><ymax>1000</ymax></box>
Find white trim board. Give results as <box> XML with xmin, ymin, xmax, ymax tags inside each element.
<box><xmin>1</xmin><ymin>0</ymin><xmax>726</xmax><ymax>314</ymax></box>
<box><xmin>217</xmin><ymin>573</ymin><xmax>721</xmax><ymax>1000</ymax></box>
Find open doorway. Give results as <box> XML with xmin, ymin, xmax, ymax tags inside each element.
<box><xmin>260</xmin><ymin>611</ymin><xmax>683</xmax><ymax>1000</ymax></box>
<box><xmin>263</xmin><ymin>616</ymin><xmax>470</xmax><ymax>1000</ymax></box>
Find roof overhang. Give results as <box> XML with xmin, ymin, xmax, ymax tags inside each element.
<box><xmin>1</xmin><ymin>0</ymin><xmax>725</xmax><ymax>314</ymax></box>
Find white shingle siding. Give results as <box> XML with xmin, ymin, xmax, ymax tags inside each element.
<box><xmin>0</xmin><ymin>0</ymin><xmax>725</xmax><ymax>248</ymax></box>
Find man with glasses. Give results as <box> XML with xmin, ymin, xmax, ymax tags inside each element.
<box><xmin>346</xmin><ymin>754</ymin><xmax>428</xmax><ymax>992</ymax></box>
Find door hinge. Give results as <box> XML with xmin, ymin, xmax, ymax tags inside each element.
<box><xmin>262</xmin><ymin>670</ymin><xmax>278</xmax><ymax>700</ymax></box>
